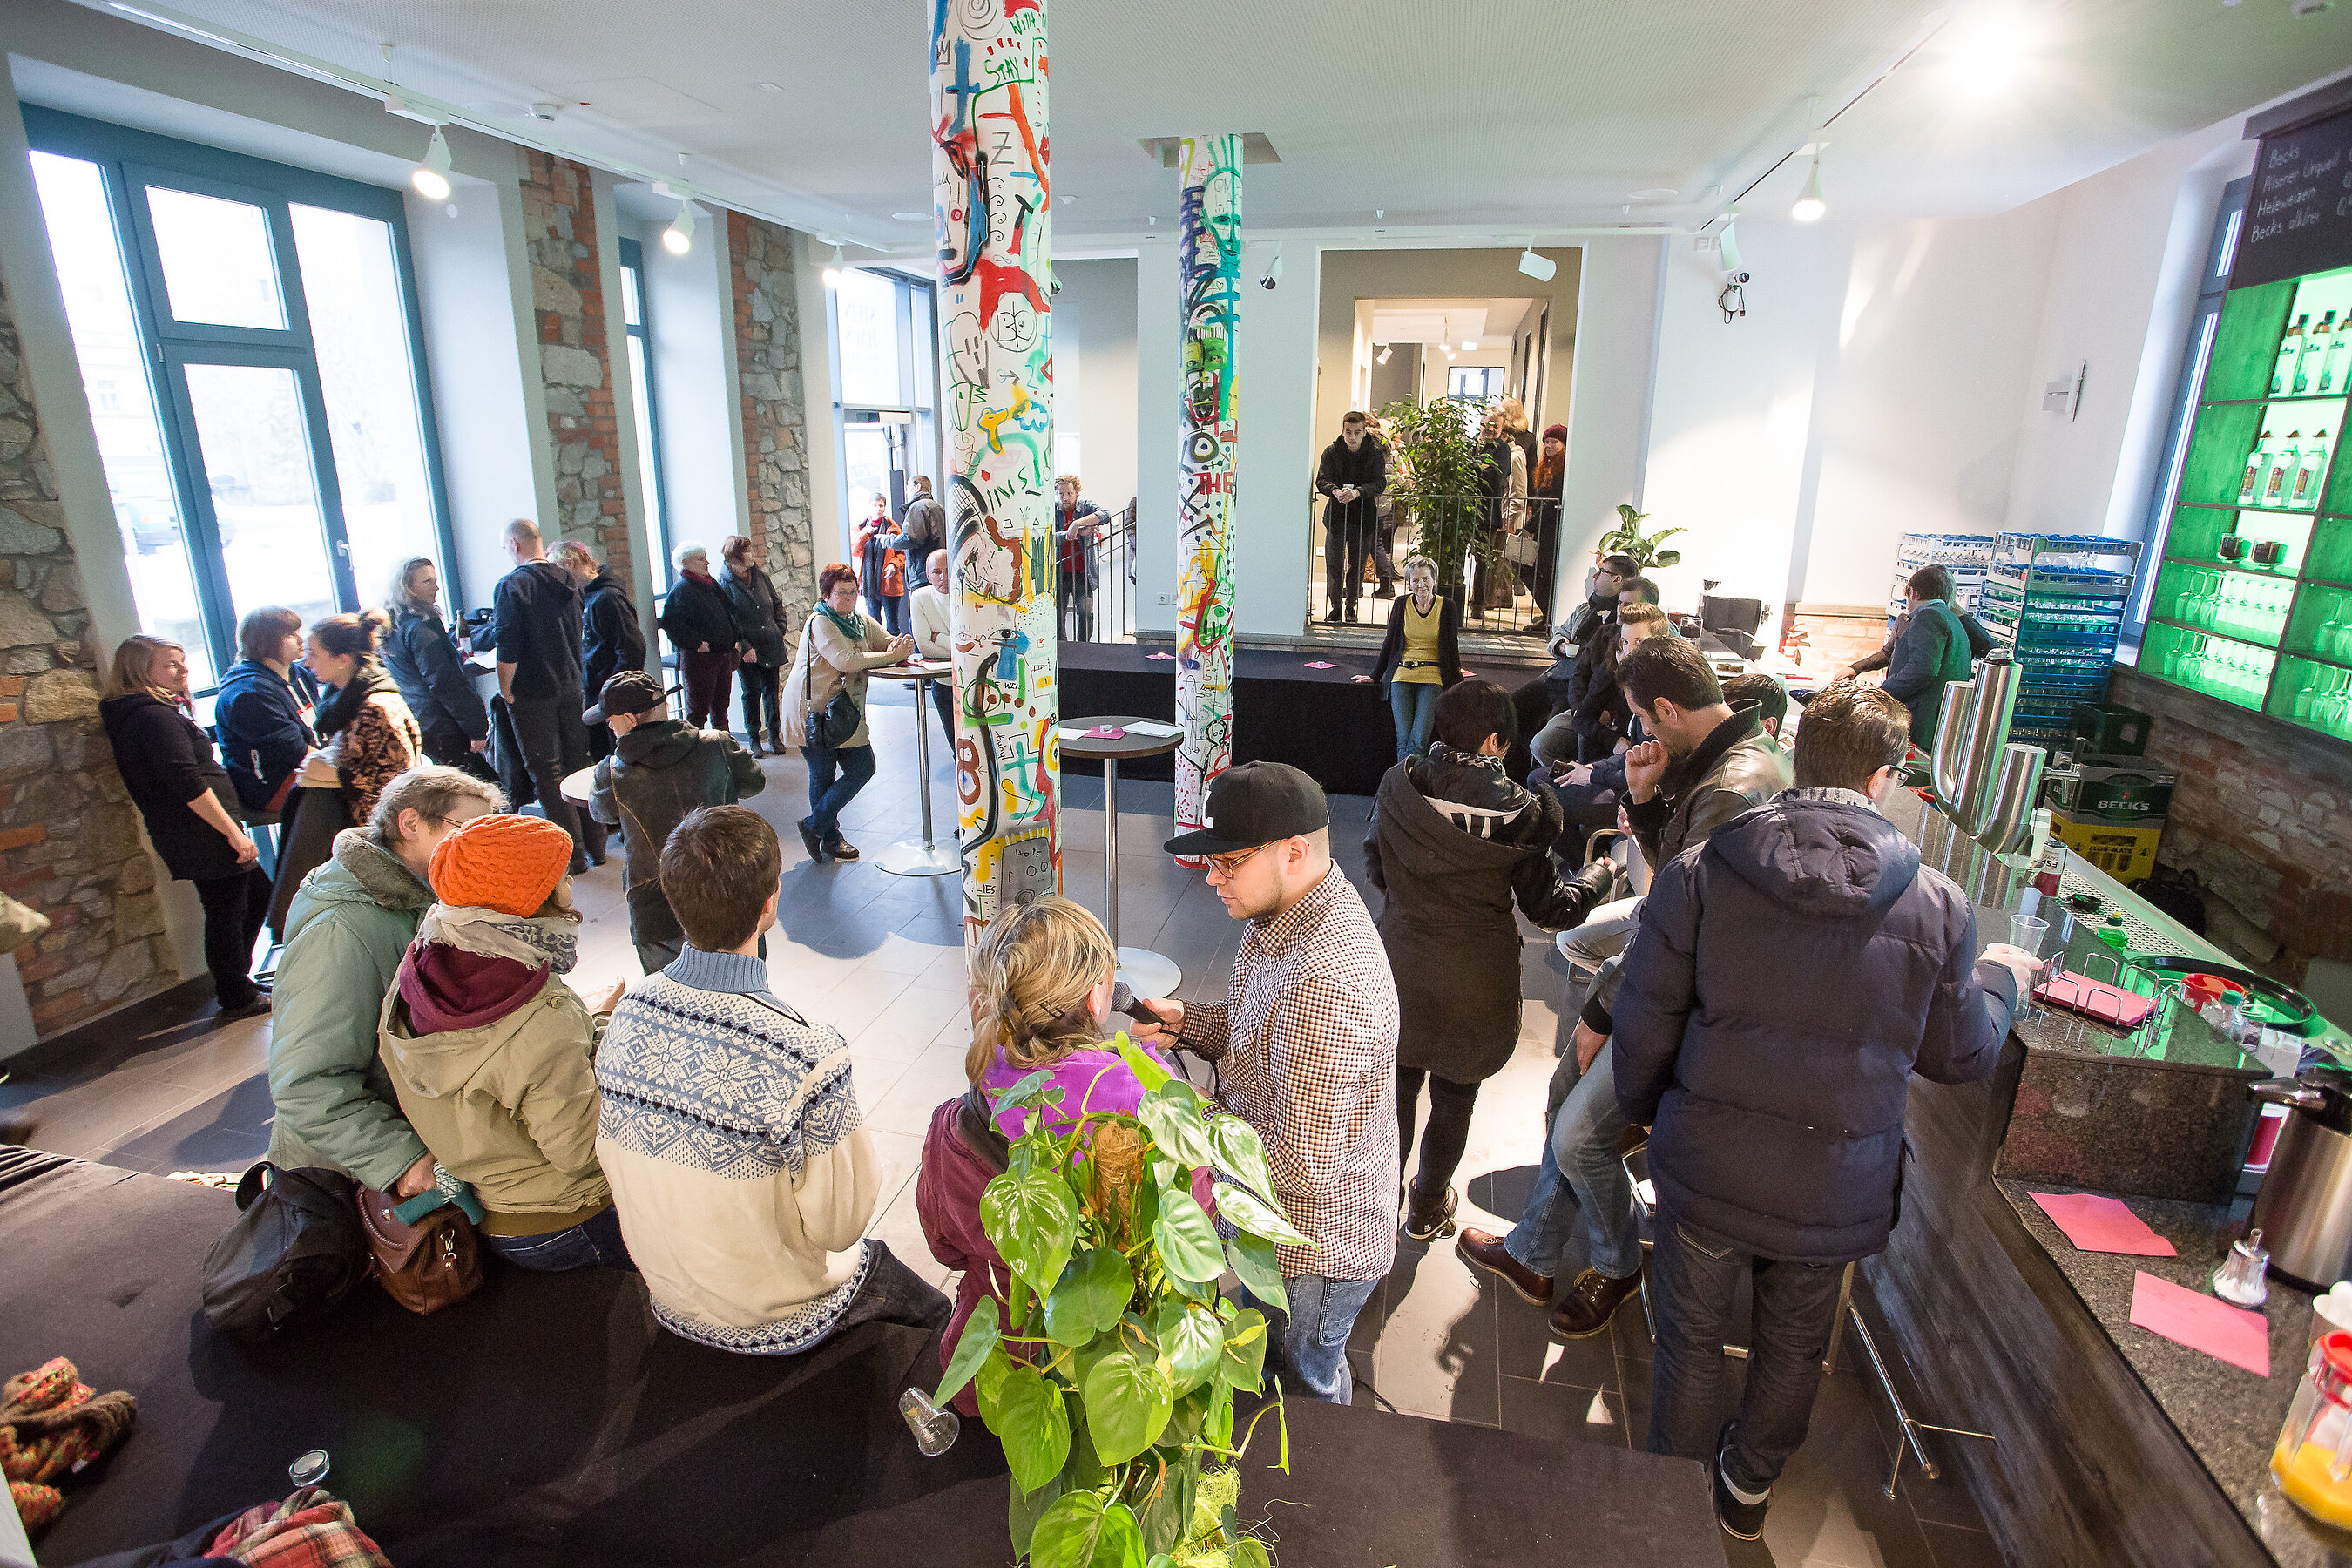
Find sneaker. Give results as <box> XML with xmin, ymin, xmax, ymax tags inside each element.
<box><xmin>1321</xmin><ymin>609</ymin><xmax>1342</xmax><ymax>625</ymax></box>
<box><xmin>829</xmin><ymin>837</ymin><xmax>862</xmax><ymax>862</ymax></box>
<box><xmin>1547</xmin><ymin>1267</ymin><xmax>1642</xmax><ymax>1340</ymax></box>
<box><xmin>1455</xmin><ymin>1227</ymin><xmax>1552</xmax><ymax>1305</ymax></box>
<box><xmin>1713</xmin><ymin>1423</ymin><xmax>1771</xmax><ymax>1540</ymax></box>
<box><xmin>797</xmin><ymin>819</ymin><xmax>826</xmax><ymax>862</ymax></box>
<box><xmin>1402</xmin><ymin>1180</ymin><xmax>1456</xmax><ymax>1242</ymax></box>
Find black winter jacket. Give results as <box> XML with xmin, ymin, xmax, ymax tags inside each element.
<box><xmin>1614</xmin><ymin>789</ymin><xmax>2017</xmax><ymax>1263</ymax></box>
<box><xmin>491</xmin><ymin>559</ymin><xmax>585</xmax><ymax>700</ymax></box>
<box><xmin>213</xmin><ymin>659</ymin><xmax>316</xmax><ymax>813</ymax></box>
<box><xmin>1315</xmin><ymin>435</ymin><xmax>1388</xmax><ymax>537</ymax></box>
<box><xmin>1364</xmin><ymin>746</ymin><xmax>1614</xmax><ymax>1081</ymax></box>
<box><xmin>720</xmin><ymin>564</ymin><xmax>791</xmax><ymax>666</ymax></box>
<box><xmin>659</xmin><ymin>573</ymin><xmax>739</xmax><ymax>660</ymax></box>
<box><xmin>587</xmin><ymin>718</ymin><xmax>765</xmax><ymax>947</ymax></box>
<box><xmin>384</xmin><ymin>608</ymin><xmax>487</xmax><ymax>743</ymax></box>
<box><xmin>582</xmin><ymin>567</ymin><xmax>647</xmax><ymax>701</ymax></box>
<box><xmin>1368</xmin><ymin>592</ymin><xmax>1463</xmax><ymax>688</ymax></box>
<box><xmin>100</xmin><ymin>692</ymin><xmax>245</xmax><ymax>882</ymax></box>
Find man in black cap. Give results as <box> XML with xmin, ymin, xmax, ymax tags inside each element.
<box><xmin>585</xmin><ymin>670</ymin><xmax>765</xmax><ymax>973</ymax></box>
<box><xmin>1135</xmin><ymin>761</ymin><xmax>1400</xmax><ymax>1403</ymax></box>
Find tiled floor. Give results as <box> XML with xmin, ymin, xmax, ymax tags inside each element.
<box><xmin>3</xmin><ymin>685</ymin><xmax>2005</xmax><ymax>1568</ymax></box>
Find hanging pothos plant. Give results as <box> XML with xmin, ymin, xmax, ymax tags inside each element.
<box><xmin>1595</xmin><ymin>503</ymin><xmax>1684</xmax><ymax>571</ymax></box>
<box><xmin>936</xmin><ymin>1036</ymin><xmax>1299</xmax><ymax>1568</ymax></box>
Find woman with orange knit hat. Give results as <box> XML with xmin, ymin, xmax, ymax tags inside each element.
<box><xmin>378</xmin><ymin>812</ymin><xmax>632</xmax><ymax>1271</ymax></box>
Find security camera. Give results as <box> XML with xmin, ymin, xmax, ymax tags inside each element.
<box><xmin>1258</xmin><ymin>248</ymin><xmax>1283</xmax><ymax>290</ymax></box>
<box><xmin>530</xmin><ymin>102</ymin><xmax>560</xmax><ymax>122</ymax></box>
<box><xmin>1727</xmin><ymin>269</ymin><xmax>1752</xmax><ymax>285</ymax></box>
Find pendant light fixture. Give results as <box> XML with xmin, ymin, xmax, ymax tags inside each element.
<box><xmin>410</xmin><ymin>126</ymin><xmax>453</xmax><ymax>202</ymax></box>
<box><xmin>1375</xmin><ymin>344</ymin><xmax>1392</xmax><ymax>366</ymax></box>
<box><xmin>662</xmin><ymin>197</ymin><xmax>700</xmax><ymax>256</ymax></box>
<box><xmin>822</xmin><ymin>240</ymin><xmax>848</xmax><ymax>289</ymax></box>
<box><xmin>1790</xmin><ymin>145</ymin><xmax>1827</xmax><ymax>223</ymax></box>
<box><xmin>1517</xmin><ymin>245</ymin><xmax>1557</xmax><ymax>282</ymax></box>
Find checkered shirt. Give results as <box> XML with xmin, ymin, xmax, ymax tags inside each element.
<box><xmin>1179</xmin><ymin>865</ymin><xmax>1400</xmax><ymax>1281</ymax></box>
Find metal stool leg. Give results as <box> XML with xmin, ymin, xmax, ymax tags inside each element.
<box><xmin>1841</xmin><ymin>1288</ymin><xmax>1997</xmax><ymax>1497</ymax></box>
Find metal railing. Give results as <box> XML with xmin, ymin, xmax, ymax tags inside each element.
<box><xmin>1057</xmin><ymin>498</ymin><xmax>1139</xmax><ymax>644</ymax></box>
<box><xmin>1305</xmin><ymin>491</ymin><xmax>1557</xmax><ymax>636</ymax></box>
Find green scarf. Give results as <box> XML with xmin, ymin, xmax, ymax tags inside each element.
<box><xmin>818</xmin><ymin>603</ymin><xmax>866</xmax><ymax>642</ymax></box>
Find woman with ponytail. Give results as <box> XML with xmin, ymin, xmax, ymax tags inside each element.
<box><xmin>269</xmin><ymin>609</ymin><xmax>426</xmax><ymax>934</ymax></box>
<box><xmin>915</xmin><ymin>896</ymin><xmax>1175</xmax><ymax>1410</ymax></box>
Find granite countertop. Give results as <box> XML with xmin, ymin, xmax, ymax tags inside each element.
<box><xmin>1995</xmin><ymin>1178</ymin><xmax>2352</xmax><ymax>1565</ymax></box>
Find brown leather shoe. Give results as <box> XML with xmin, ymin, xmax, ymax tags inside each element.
<box><xmin>1456</xmin><ymin>1227</ymin><xmax>1552</xmax><ymax>1306</ymax></box>
<box><xmin>1548</xmin><ymin>1267</ymin><xmax>1642</xmax><ymax>1340</ymax></box>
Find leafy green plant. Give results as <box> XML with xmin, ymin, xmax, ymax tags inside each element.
<box><xmin>1596</xmin><ymin>502</ymin><xmax>1684</xmax><ymax>571</ymax></box>
<box><xmin>1376</xmin><ymin>395</ymin><xmax>1493</xmax><ymax>601</ymax></box>
<box><xmin>937</xmin><ymin>1036</ymin><xmax>1301</xmax><ymax>1568</ymax></box>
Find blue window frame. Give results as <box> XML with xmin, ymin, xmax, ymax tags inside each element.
<box><xmin>23</xmin><ymin>106</ymin><xmax>458</xmax><ymax>691</ymax></box>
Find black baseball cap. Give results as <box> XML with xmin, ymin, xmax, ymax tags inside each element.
<box><xmin>1163</xmin><ymin>761</ymin><xmax>1328</xmax><ymax>857</ymax></box>
<box><xmin>585</xmin><ymin>670</ymin><xmax>664</xmax><ymax>725</ymax></box>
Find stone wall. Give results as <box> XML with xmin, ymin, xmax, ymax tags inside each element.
<box><xmin>2109</xmin><ymin>666</ymin><xmax>2352</xmax><ymax>984</ymax></box>
<box><xmin>727</xmin><ymin>213</ymin><xmax>815</xmax><ymax>631</ymax></box>
<box><xmin>0</xmin><ymin>267</ymin><xmax>175</xmax><ymax>1035</ymax></box>
<box><xmin>519</xmin><ymin>152</ymin><xmax>631</xmax><ymax>591</ymax></box>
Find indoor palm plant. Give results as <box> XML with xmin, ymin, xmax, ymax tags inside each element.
<box><xmin>1595</xmin><ymin>503</ymin><xmax>1683</xmax><ymax>571</ymax></box>
<box><xmin>936</xmin><ymin>1038</ymin><xmax>1298</xmax><ymax>1568</ymax></box>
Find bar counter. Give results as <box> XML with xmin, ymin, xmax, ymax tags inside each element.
<box><xmin>1868</xmin><ymin>794</ymin><xmax>2352</xmax><ymax>1565</ymax></box>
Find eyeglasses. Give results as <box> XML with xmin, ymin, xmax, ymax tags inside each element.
<box><xmin>1202</xmin><ymin>842</ymin><xmax>1271</xmax><ymax>879</ymax></box>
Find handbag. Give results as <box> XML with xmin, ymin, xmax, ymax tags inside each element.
<box><xmin>800</xmin><ymin>616</ymin><xmax>861</xmax><ymax>747</ymax></box>
<box><xmin>353</xmin><ymin>1182</ymin><xmax>483</xmax><ymax>1315</ymax></box>
<box><xmin>200</xmin><ymin>1163</ymin><xmax>368</xmax><ymax>1340</ymax></box>
<box><xmin>1502</xmin><ymin>531</ymin><xmax>1541</xmax><ymax>566</ymax></box>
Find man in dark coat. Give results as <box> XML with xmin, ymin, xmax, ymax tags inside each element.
<box><xmin>558</xmin><ymin>540</ymin><xmax>647</xmax><ymax>763</ymax></box>
<box><xmin>1528</xmin><ymin>571</ymin><xmax>1656</xmax><ymax>771</ymax></box>
<box><xmin>585</xmin><ymin>671</ymin><xmax>764</xmax><ymax>973</ymax></box>
<box><xmin>1517</xmin><ymin>551</ymin><xmax>1638</xmax><ymax>751</ymax></box>
<box><xmin>492</xmin><ymin>517</ymin><xmax>605</xmax><ymax>871</ymax></box>
<box><xmin>1315</xmin><ymin>411</ymin><xmax>1388</xmax><ymax>625</ymax></box>
<box><xmin>1847</xmin><ymin>564</ymin><xmax>1985</xmax><ymax>745</ymax></box>
<box><xmin>1362</xmin><ymin>679</ymin><xmax>1614</xmax><ymax>1242</ymax></box>
<box><xmin>1614</xmin><ymin>679</ymin><xmax>2036</xmax><ymax>1540</ymax></box>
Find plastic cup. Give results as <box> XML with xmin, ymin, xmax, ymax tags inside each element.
<box><xmin>2010</xmin><ymin>916</ymin><xmax>2051</xmax><ymax>1019</ymax></box>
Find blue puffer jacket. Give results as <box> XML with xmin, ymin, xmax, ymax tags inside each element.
<box><xmin>1613</xmin><ymin>788</ymin><xmax>2017</xmax><ymax>1264</ymax></box>
<box><xmin>213</xmin><ymin>659</ymin><xmax>317</xmax><ymax>813</ymax></box>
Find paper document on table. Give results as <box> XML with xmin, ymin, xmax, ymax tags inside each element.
<box><xmin>1122</xmin><ymin>720</ymin><xmax>1182</xmax><ymax>738</ymax></box>
<box><xmin>2128</xmin><ymin>1271</ymin><xmax>2269</xmax><ymax>1377</ymax></box>
<box><xmin>2029</xmin><ymin>1191</ymin><xmax>2177</xmax><ymax>1257</ymax></box>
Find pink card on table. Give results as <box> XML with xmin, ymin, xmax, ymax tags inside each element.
<box><xmin>2129</xmin><ymin>1271</ymin><xmax>2269</xmax><ymax>1377</ymax></box>
<box><xmin>1085</xmin><ymin>726</ymin><xmax>1127</xmax><ymax>740</ymax></box>
<box><xmin>2030</xmin><ymin>1192</ymin><xmax>2177</xmax><ymax>1257</ymax></box>
<box><xmin>1146</xmin><ymin>652</ymin><xmax>1175</xmax><ymax>661</ymax></box>
<box><xmin>1303</xmin><ymin>660</ymin><xmax>1337</xmax><ymax>670</ymax></box>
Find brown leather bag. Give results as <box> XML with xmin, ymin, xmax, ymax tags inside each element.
<box><xmin>353</xmin><ymin>1186</ymin><xmax>483</xmax><ymax>1315</ymax></box>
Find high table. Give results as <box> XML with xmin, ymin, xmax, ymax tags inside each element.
<box><xmin>1057</xmin><ymin>714</ymin><xmax>1182</xmax><ymax>997</ymax></box>
<box><xmin>875</xmin><ymin>659</ymin><xmax>959</xmax><ymax>878</ymax></box>
<box><xmin>558</xmin><ymin>765</ymin><xmax>595</xmax><ymax>808</ymax></box>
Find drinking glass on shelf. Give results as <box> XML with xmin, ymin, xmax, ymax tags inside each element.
<box><xmin>2295</xmin><ymin>669</ymin><xmax>2320</xmax><ymax>721</ymax></box>
<box><xmin>2318</xmin><ymin>604</ymin><xmax>2344</xmax><ymax>661</ymax></box>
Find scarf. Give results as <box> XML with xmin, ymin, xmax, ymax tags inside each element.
<box><xmin>417</xmin><ymin>902</ymin><xmax>579</xmax><ymax>973</ymax></box>
<box><xmin>683</xmin><ymin>568</ymin><xmax>715</xmax><ymax>585</ymax></box>
<box><xmin>818</xmin><ymin>603</ymin><xmax>866</xmax><ymax>641</ymax></box>
<box><xmin>312</xmin><ymin>659</ymin><xmax>400</xmax><ymax>740</ymax></box>
<box><xmin>397</xmin><ymin>904</ymin><xmax>579</xmax><ymax>1034</ymax></box>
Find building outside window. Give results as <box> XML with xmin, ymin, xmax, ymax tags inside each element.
<box><xmin>24</xmin><ymin>107</ymin><xmax>455</xmax><ymax>694</ymax></box>
<box><xmin>617</xmin><ymin>237</ymin><xmax>673</xmax><ymax>571</ymax></box>
<box><xmin>826</xmin><ymin>266</ymin><xmax>940</xmax><ymax>550</ymax></box>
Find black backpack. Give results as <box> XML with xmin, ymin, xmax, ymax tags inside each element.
<box><xmin>200</xmin><ymin>1163</ymin><xmax>369</xmax><ymax>1340</ymax></box>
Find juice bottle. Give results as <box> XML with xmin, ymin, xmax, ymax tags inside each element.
<box><xmin>2266</xmin><ymin>433</ymin><xmax>2304</xmax><ymax>508</ymax></box>
<box><xmin>2322</xmin><ymin>319</ymin><xmax>2349</xmax><ymax>395</ymax></box>
<box><xmin>2275</xmin><ymin>1332</ymin><xmax>2352</xmax><ymax>1531</ymax></box>
<box><xmin>2242</xmin><ymin>429</ymin><xmax>2274</xmax><ymax>506</ymax></box>
<box><xmin>2297</xmin><ymin>311</ymin><xmax>2337</xmax><ymax>395</ymax></box>
<box><xmin>2278</xmin><ymin>314</ymin><xmax>2310</xmax><ymax>397</ymax></box>
<box><xmin>2294</xmin><ymin>430</ymin><xmax>2334</xmax><ymax>511</ymax></box>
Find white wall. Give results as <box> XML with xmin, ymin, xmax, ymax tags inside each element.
<box><xmin>1054</xmin><ymin>259</ymin><xmax>1138</xmax><ymax>515</ymax></box>
<box><xmin>1135</xmin><ymin>239</ymin><xmax>1178</xmax><ymax>637</ymax></box>
<box><xmin>1557</xmin><ymin>238</ymin><xmax>1666</xmax><ymax>592</ymax></box>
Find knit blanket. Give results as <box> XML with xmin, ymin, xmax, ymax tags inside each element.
<box><xmin>206</xmin><ymin>1485</ymin><xmax>393</xmax><ymax>1567</ymax></box>
<box><xmin>418</xmin><ymin>902</ymin><xmax>578</xmax><ymax>974</ymax></box>
<box><xmin>1</xmin><ymin>1356</ymin><xmax>136</xmax><ymax>1532</ymax></box>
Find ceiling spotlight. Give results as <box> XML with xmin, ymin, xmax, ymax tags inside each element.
<box><xmin>1791</xmin><ymin>149</ymin><xmax>1827</xmax><ymax>223</ymax></box>
<box><xmin>822</xmin><ymin>240</ymin><xmax>847</xmax><ymax>288</ymax></box>
<box><xmin>1517</xmin><ymin>247</ymin><xmax>1557</xmax><ymax>282</ymax></box>
<box><xmin>410</xmin><ymin>126</ymin><xmax>453</xmax><ymax>202</ymax></box>
<box><xmin>1375</xmin><ymin>345</ymin><xmax>1392</xmax><ymax>365</ymax></box>
<box><xmin>662</xmin><ymin>198</ymin><xmax>700</xmax><ymax>256</ymax></box>
<box><xmin>1443</xmin><ymin>346</ymin><xmax>1457</xmax><ymax>360</ymax></box>
<box><xmin>1944</xmin><ymin>10</ymin><xmax>2037</xmax><ymax>92</ymax></box>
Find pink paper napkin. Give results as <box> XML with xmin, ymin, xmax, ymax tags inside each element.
<box><xmin>2129</xmin><ymin>1271</ymin><xmax>2269</xmax><ymax>1377</ymax></box>
<box><xmin>1304</xmin><ymin>660</ymin><xmax>1336</xmax><ymax>670</ymax></box>
<box><xmin>1146</xmin><ymin>652</ymin><xmax>1175</xmax><ymax>661</ymax></box>
<box><xmin>2030</xmin><ymin>1192</ymin><xmax>2178</xmax><ymax>1257</ymax></box>
<box><xmin>1085</xmin><ymin>726</ymin><xmax>1127</xmax><ymax>739</ymax></box>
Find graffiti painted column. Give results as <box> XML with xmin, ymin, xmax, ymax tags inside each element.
<box><xmin>1173</xmin><ymin>135</ymin><xmax>1241</xmax><ymax>864</ymax></box>
<box><xmin>932</xmin><ymin>0</ymin><xmax>1060</xmax><ymax>944</ymax></box>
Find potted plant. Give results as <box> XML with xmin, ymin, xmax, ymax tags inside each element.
<box><xmin>1594</xmin><ymin>503</ymin><xmax>1683</xmax><ymax>572</ymax></box>
<box><xmin>935</xmin><ymin>1037</ymin><xmax>1299</xmax><ymax>1568</ymax></box>
<box><xmin>1376</xmin><ymin>395</ymin><xmax>1491</xmax><ymax>605</ymax></box>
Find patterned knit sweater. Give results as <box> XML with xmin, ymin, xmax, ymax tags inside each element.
<box><xmin>594</xmin><ymin>946</ymin><xmax>881</xmax><ymax>1355</ymax></box>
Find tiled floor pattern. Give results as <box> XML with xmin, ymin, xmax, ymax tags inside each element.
<box><xmin>3</xmin><ymin>684</ymin><xmax>2004</xmax><ymax>1567</ymax></box>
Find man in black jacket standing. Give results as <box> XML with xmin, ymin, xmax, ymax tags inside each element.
<box><xmin>1614</xmin><ymin>681</ymin><xmax>2038</xmax><ymax>1540</ymax></box>
<box><xmin>557</xmin><ymin>539</ymin><xmax>647</xmax><ymax>762</ymax></box>
<box><xmin>1316</xmin><ymin>412</ymin><xmax>1388</xmax><ymax>625</ymax></box>
<box><xmin>493</xmin><ymin>517</ymin><xmax>606</xmax><ymax>871</ymax></box>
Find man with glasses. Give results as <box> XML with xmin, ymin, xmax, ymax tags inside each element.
<box><xmin>1136</xmin><ymin>762</ymin><xmax>1398</xmax><ymax>1403</ymax></box>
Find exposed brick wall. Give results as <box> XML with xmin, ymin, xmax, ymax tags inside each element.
<box><xmin>0</xmin><ymin>265</ymin><xmax>175</xmax><ymax>1036</ymax></box>
<box><xmin>519</xmin><ymin>152</ymin><xmax>630</xmax><ymax>592</ymax></box>
<box><xmin>2110</xmin><ymin>666</ymin><xmax>2352</xmax><ymax>985</ymax></box>
<box><xmin>727</xmin><ymin>212</ymin><xmax>815</xmax><ymax>632</ymax></box>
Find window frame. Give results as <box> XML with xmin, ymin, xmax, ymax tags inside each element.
<box><xmin>825</xmin><ymin>265</ymin><xmax>944</xmax><ymax>551</ymax></box>
<box><xmin>616</xmin><ymin>236</ymin><xmax>675</xmax><ymax>570</ymax></box>
<box><xmin>23</xmin><ymin>105</ymin><xmax>461</xmax><ymax>685</ymax></box>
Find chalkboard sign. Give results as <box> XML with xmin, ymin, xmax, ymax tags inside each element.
<box><xmin>2232</xmin><ymin>104</ymin><xmax>2352</xmax><ymax>289</ymax></box>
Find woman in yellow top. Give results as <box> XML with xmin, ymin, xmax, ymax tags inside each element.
<box><xmin>1355</xmin><ymin>555</ymin><xmax>1463</xmax><ymax>760</ymax></box>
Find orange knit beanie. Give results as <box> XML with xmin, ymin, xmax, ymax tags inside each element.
<box><xmin>427</xmin><ymin>813</ymin><xmax>574</xmax><ymax>916</ymax></box>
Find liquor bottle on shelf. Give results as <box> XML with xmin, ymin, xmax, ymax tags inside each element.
<box><xmin>2242</xmin><ymin>429</ymin><xmax>2275</xmax><ymax>505</ymax></box>
<box><xmin>2278</xmin><ymin>314</ymin><xmax>2311</xmax><ymax>397</ymax></box>
<box><xmin>2297</xmin><ymin>312</ymin><xmax>2338</xmax><ymax>395</ymax></box>
<box><xmin>2323</xmin><ymin>318</ymin><xmax>2350</xmax><ymax>395</ymax></box>
<box><xmin>2265</xmin><ymin>433</ymin><xmax>2304</xmax><ymax>508</ymax></box>
<box><xmin>2293</xmin><ymin>429</ymin><xmax>2334</xmax><ymax>511</ymax></box>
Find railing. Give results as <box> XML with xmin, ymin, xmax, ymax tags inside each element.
<box><xmin>1058</xmin><ymin>497</ymin><xmax>1139</xmax><ymax>644</ymax></box>
<box><xmin>1304</xmin><ymin>491</ymin><xmax>1557</xmax><ymax>636</ymax></box>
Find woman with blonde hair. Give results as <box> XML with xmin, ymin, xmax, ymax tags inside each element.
<box><xmin>915</xmin><ymin>896</ymin><xmax>1176</xmax><ymax>1410</ymax></box>
<box><xmin>98</xmin><ymin>635</ymin><xmax>271</xmax><ymax>1019</ymax></box>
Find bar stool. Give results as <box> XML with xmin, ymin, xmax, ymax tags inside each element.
<box><xmin>1620</xmin><ymin>1143</ymin><xmax>1993</xmax><ymax>1497</ymax></box>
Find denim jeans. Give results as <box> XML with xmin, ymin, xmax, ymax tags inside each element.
<box><xmin>1389</xmin><ymin>679</ymin><xmax>1441</xmax><ymax>760</ymax></box>
<box><xmin>484</xmin><ymin>1205</ymin><xmax>637</xmax><ymax>1273</ymax></box>
<box><xmin>1646</xmin><ymin>1207</ymin><xmax>1846</xmax><ymax>1492</ymax></box>
<box><xmin>801</xmin><ymin>740</ymin><xmax>877</xmax><ymax>844</ymax></box>
<box><xmin>1247</xmin><ymin>1274</ymin><xmax>1380</xmax><ymax>1404</ymax></box>
<box><xmin>1557</xmin><ymin>895</ymin><xmax>1641</xmax><ymax>973</ymax></box>
<box><xmin>1503</xmin><ymin>1041</ymin><xmax>1640</xmax><ymax>1281</ymax></box>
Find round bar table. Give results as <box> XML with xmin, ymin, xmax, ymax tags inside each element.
<box><xmin>559</xmin><ymin>766</ymin><xmax>596</xmax><ymax>809</ymax></box>
<box><xmin>875</xmin><ymin>659</ymin><xmax>961</xmax><ymax>877</ymax></box>
<box><xmin>1058</xmin><ymin>714</ymin><xmax>1181</xmax><ymax>997</ymax></box>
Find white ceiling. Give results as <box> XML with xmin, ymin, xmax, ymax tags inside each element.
<box><xmin>56</xmin><ymin>0</ymin><xmax>2352</xmax><ymax>247</ymax></box>
<box><xmin>1371</xmin><ymin>297</ymin><xmax>1539</xmax><ymax>348</ymax></box>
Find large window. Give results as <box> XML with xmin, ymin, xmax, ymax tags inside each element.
<box><xmin>25</xmin><ymin>108</ymin><xmax>455</xmax><ymax>692</ymax></box>
<box><xmin>617</xmin><ymin>237</ymin><xmax>672</xmax><ymax>569</ymax></box>
<box><xmin>826</xmin><ymin>267</ymin><xmax>940</xmax><ymax>547</ymax></box>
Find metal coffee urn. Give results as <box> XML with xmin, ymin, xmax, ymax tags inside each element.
<box><xmin>2251</xmin><ymin>1074</ymin><xmax>2352</xmax><ymax>1290</ymax></box>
